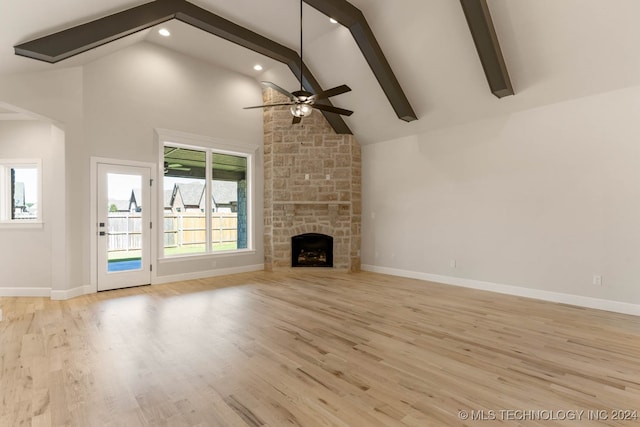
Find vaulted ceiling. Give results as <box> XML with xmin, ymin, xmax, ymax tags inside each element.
<box><xmin>3</xmin><ymin>0</ymin><xmax>640</xmax><ymax>144</ymax></box>
<box><xmin>13</xmin><ymin>0</ymin><xmax>430</xmax><ymax>134</ymax></box>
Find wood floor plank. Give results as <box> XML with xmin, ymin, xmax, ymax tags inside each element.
<box><xmin>1</xmin><ymin>271</ymin><xmax>640</xmax><ymax>426</ymax></box>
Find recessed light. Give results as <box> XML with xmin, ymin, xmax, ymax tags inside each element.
<box><xmin>158</xmin><ymin>28</ymin><xmax>171</xmax><ymax>37</ymax></box>
<box><xmin>329</xmin><ymin>18</ymin><xmax>338</xmax><ymax>24</ymax></box>
<box><xmin>253</xmin><ymin>64</ymin><xmax>263</xmax><ymax>71</ymax></box>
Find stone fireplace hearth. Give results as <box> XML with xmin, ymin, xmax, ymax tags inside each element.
<box><xmin>263</xmin><ymin>88</ymin><xmax>361</xmax><ymax>271</ymax></box>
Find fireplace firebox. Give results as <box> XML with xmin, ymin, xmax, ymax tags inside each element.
<box><xmin>291</xmin><ymin>233</ymin><xmax>333</xmax><ymax>268</ymax></box>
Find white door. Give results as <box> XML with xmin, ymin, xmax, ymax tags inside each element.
<box><xmin>97</xmin><ymin>163</ymin><xmax>152</xmax><ymax>291</ymax></box>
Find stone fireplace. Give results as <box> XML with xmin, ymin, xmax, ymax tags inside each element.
<box><xmin>263</xmin><ymin>88</ymin><xmax>361</xmax><ymax>271</ymax></box>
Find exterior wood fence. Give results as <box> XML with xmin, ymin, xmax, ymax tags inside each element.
<box><xmin>107</xmin><ymin>212</ymin><xmax>237</xmax><ymax>253</ymax></box>
<box><xmin>107</xmin><ymin>213</ymin><xmax>142</xmax><ymax>253</ymax></box>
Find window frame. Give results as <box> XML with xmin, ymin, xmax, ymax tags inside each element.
<box><xmin>157</xmin><ymin>131</ymin><xmax>256</xmax><ymax>260</ymax></box>
<box><xmin>0</xmin><ymin>158</ymin><xmax>43</xmax><ymax>228</ymax></box>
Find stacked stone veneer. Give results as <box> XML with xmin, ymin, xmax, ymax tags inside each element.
<box><xmin>263</xmin><ymin>88</ymin><xmax>361</xmax><ymax>271</ymax></box>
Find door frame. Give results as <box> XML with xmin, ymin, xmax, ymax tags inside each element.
<box><xmin>89</xmin><ymin>157</ymin><xmax>157</xmax><ymax>294</ymax></box>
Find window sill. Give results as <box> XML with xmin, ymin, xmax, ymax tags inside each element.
<box><xmin>158</xmin><ymin>248</ymin><xmax>257</xmax><ymax>263</ymax></box>
<box><xmin>0</xmin><ymin>221</ymin><xmax>43</xmax><ymax>229</ymax></box>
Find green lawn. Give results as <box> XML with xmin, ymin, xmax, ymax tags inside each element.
<box><xmin>164</xmin><ymin>243</ymin><xmax>238</xmax><ymax>256</ymax></box>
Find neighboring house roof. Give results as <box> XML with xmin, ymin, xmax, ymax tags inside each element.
<box><xmin>108</xmin><ymin>199</ymin><xmax>130</xmax><ymax>212</ymax></box>
<box><xmin>113</xmin><ymin>181</ymin><xmax>237</xmax><ymax>212</ymax></box>
<box><xmin>176</xmin><ymin>182</ymin><xmax>205</xmax><ymax>207</ymax></box>
<box><xmin>108</xmin><ymin>189</ymin><xmax>140</xmax><ymax>212</ymax></box>
<box><xmin>212</xmin><ymin>181</ymin><xmax>237</xmax><ymax>205</ymax></box>
<box><xmin>163</xmin><ymin>189</ymin><xmax>173</xmax><ymax>209</ymax></box>
<box><xmin>131</xmin><ymin>189</ymin><xmax>142</xmax><ymax>209</ymax></box>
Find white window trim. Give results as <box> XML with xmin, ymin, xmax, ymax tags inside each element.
<box><xmin>155</xmin><ymin>129</ymin><xmax>258</xmax><ymax>260</ymax></box>
<box><xmin>0</xmin><ymin>158</ymin><xmax>43</xmax><ymax>228</ymax></box>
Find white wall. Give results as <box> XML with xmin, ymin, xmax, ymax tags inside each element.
<box><xmin>0</xmin><ymin>67</ymin><xmax>84</xmax><ymax>296</ymax></box>
<box><xmin>0</xmin><ymin>41</ymin><xmax>265</xmax><ymax>296</ymax></box>
<box><xmin>0</xmin><ymin>120</ymin><xmax>59</xmax><ymax>294</ymax></box>
<box><xmin>82</xmin><ymin>42</ymin><xmax>264</xmax><ymax>283</ymax></box>
<box><xmin>362</xmin><ymin>84</ymin><xmax>640</xmax><ymax>310</ymax></box>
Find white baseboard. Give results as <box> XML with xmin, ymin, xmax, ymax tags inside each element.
<box><xmin>51</xmin><ymin>285</ymin><xmax>91</xmax><ymax>301</ymax></box>
<box><xmin>361</xmin><ymin>265</ymin><xmax>640</xmax><ymax>316</ymax></box>
<box><xmin>0</xmin><ymin>286</ymin><xmax>92</xmax><ymax>300</ymax></box>
<box><xmin>153</xmin><ymin>264</ymin><xmax>265</xmax><ymax>285</ymax></box>
<box><xmin>0</xmin><ymin>287</ymin><xmax>51</xmax><ymax>297</ymax></box>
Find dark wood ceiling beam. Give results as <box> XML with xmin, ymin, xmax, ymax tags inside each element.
<box><xmin>14</xmin><ymin>0</ymin><xmax>351</xmax><ymax>134</ymax></box>
<box><xmin>174</xmin><ymin>2</ymin><xmax>351</xmax><ymax>134</ymax></box>
<box><xmin>14</xmin><ymin>0</ymin><xmax>178</xmax><ymax>63</ymax></box>
<box><xmin>460</xmin><ymin>0</ymin><xmax>513</xmax><ymax>98</ymax></box>
<box><xmin>174</xmin><ymin>2</ymin><xmax>291</xmax><ymax>64</ymax></box>
<box><xmin>303</xmin><ymin>0</ymin><xmax>418</xmax><ymax>122</ymax></box>
<box><xmin>175</xmin><ymin>5</ymin><xmax>351</xmax><ymax>134</ymax></box>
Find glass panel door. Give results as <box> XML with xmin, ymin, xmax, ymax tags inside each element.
<box><xmin>97</xmin><ymin>164</ymin><xmax>151</xmax><ymax>291</ymax></box>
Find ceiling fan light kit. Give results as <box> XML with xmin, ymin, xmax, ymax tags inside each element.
<box><xmin>243</xmin><ymin>0</ymin><xmax>353</xmax><ymax>125</ymax></box>
<box><xmin>291</xmin><ymin>103</ymin><xmax>313</xmax><ymax>118</ymax></box>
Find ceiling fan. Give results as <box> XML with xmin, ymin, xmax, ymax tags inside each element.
<box><xmin>243</xmin><ymin>0</ymin><xmax>353</xmax><ymax>124</ymax></box>
<box><xmin>164</xmin><ymin>162</ymin><xmax>191</xmax><ymax>173</ymax></box>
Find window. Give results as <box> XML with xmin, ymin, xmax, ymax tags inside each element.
<box><xmin>162</xmin><ymin>142</ymin><xmax>251</xmax><ymax>257</ymax></box>
<box><xmin>0</xmin><ymin>159</ymin><xmax>42</xmax><ymax>224</ymax></box>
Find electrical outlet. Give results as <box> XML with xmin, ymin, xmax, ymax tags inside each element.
<box><xmin>593</xmin><ymin>275</ymin><xmax>602</xmax><ymax>286</ymax></box>
<box><xmin>450</xmin><ymin>259</ymin><xmax>456</xmax><ymax>268</ymax></box>
<box><xmin>0</xmin><ymin>308</ymin><xmax>3</xmax><ymax>322</ymax></box>
<box><xmin>305</xmin><ymin>174</ymin><xmax>310</xmax><ymax>180</ymax></box>
<box><xmin>326</xmin><ymin>174</ymin><xmax>330</xmax><ymax>180</ymax></box>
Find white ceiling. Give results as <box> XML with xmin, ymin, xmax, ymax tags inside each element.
<box><xmin>2</xmin><ymin>0</ymin><xmax>640</xmax><ymax>143</ymax></box>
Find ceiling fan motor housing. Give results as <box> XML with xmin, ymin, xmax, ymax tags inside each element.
<box><xmin>242</xmin><ymin>0</ymin><xmax>352</xmax><ymax>123</ymax></box>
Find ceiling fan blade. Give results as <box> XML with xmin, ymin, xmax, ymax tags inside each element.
<box><xmin>310</xmin><ymin>84</ymin><xmax>351</xmax><ymax>101</ymax></box>
<box><xmin>312</xmin><ymin>103</ymin><xmax>354</xmax><ymax>116</ymax></box>
<box><xmin>243</xmin><ymin>103</ymin><xmax>294</xmax><ymax>110</ymax></box>
<box><xmin>261</xmin><ymin>81</ymin><xmax>296</xmax><ymax>100</ymax></box>
<box><xmin>292</xmin><ymin>116</ymin><xmax>302</xmax><ymax>125</ymax></box>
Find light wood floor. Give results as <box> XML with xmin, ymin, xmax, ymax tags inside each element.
<box><xmin>1</xmin><ymin>271</ymin><xmax>639</xmax><ymax>426</ymax></box>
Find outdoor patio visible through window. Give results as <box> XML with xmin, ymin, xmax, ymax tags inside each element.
<box><xmin>0</xmin><ymin>160</ymin><xmax>40</xmax><ymax>222</ymax></box>
<box><xmin>162</xmin><ymin>144</ymin><xmax>249</xmax><ymax>257</ymax></box>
